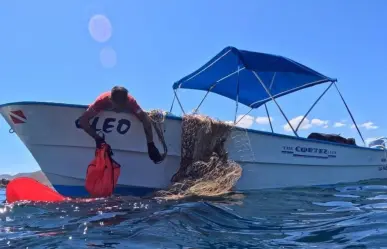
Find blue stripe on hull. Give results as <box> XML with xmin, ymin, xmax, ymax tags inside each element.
<box><xmin>53</xmin><ymin>185</ymin><xmax>159</xmax><ymax>198</ymax></box>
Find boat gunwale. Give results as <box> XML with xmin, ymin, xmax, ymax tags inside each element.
<box><xmin>0</xmin><ymin>101</ymin><xmax>382</xmax><ymax>152</ymax></box>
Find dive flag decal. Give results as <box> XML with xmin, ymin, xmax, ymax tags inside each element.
<box><xmin>9</xmin><ymin>110</ymin><xmax>27</xmax><ymax>124</ymax></box>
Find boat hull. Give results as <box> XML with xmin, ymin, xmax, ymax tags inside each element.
<box><xmin>1</xmin><ymin>102</ymin><xmax>387</xmax><ymax>197</ymax></box>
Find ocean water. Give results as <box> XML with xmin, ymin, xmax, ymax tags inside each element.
<box><xmin>2</xmin><ymin>181</ymin><xmax>387</xmax><ymax>249</ymax></box>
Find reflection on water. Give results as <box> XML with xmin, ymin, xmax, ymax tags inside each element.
<box><xmin>1</xmin><ymin>179</ymin><xmax>387</xmax><ymax>248</ymax></box>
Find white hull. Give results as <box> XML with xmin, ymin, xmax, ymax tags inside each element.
<box><xmin>1</xmin><ymin>102</ymin><xmax>387</xmax><ymax>197</ymax></box>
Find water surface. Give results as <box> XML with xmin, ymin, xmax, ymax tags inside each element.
<box><xmin>2</xmin><ymin>180</ymin><xmax>387</xmax><ymax>248</ymax></box>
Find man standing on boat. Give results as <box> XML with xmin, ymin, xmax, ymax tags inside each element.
<box><xmin>78</xmin><ymin>86</ymin><xmax>163</xmax><ymax>164</ymax></box>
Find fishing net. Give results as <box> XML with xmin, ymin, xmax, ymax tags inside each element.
<box><xmin>148</xmin><ymin>110</ymin><xmax>243</xmax><ymax>200</ymax></box>
<box><xmin>147</xmin><ymin>109</ymin><xmax>168</xmax><ymax>161</ymax></box>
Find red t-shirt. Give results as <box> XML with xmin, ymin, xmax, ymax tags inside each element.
<box><xmin>81</xmin><ymin>91</ymin><xmax>143</xmax><ymax>120</ymax></box>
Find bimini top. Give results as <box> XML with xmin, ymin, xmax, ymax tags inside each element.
<box><xmin>172</xmin><ymin>46</ymin><xmax>336</xmax><ymax>108</ymax></box>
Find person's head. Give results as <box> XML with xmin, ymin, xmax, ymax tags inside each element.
<box><xmin>110</xmin><ymin>86</ymin><xmax>128</xmax><ymax>108</ymax></box>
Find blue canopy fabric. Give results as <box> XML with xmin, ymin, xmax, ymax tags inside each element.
<box><xmin>172</xmin><ymin>46</ymin><xmax>336</xmax><ymax>108</ymax></box>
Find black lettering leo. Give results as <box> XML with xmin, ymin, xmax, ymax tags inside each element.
<box><xmin>117</xmin><ymin>119</ymin><xmax>131</xmax><ymax>135</ymax></box>
<box><xmin>103</xmin><ymin>118</ymin><xmax>116</xmax><ymax>133</ymax></box>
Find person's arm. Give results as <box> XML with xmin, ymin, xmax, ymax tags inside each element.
<box><xmin>137</xmin><ymin>110</ymin><xmax>154</xmax><ymax>144</ymax></box>
<box><xmin>128</xmin><ymin>98</ymin><xmax>153</xmax><ymax>143</ymax></box>
<box><xmin>129</xmin><ymin>97</ymin><xmax>162</xmax><ymax>163</ymax></box>
<box><xmin>79</xmin><ymin>100</ymin><xmax>104</xmax><ymax>140</ymax></box>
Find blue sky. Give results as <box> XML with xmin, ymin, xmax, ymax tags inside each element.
<box><xmin>0</xmin><ymin>0</ymin><xmax>386</xmax><ymax>174</ymax></box>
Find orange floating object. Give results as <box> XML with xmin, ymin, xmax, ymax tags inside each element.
<box><xmin>5</xmin><ymin>143</ymin><xmax>121</xmax><ymax>203</ymax></box>
<box><xmin>85</xmin><ymin>143</ymin><xmax>121</xmax><ymax>198</ymax></box>
<box><xmin>6</xmin><ymin>177</ymin><xmax>67</xmax><ymax>204</ymax></box>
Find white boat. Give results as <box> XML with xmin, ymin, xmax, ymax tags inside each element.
<box><xmin>1</xmin><ymin>46</ymin><xmax>386</xmax><ymax>198</ymax></box>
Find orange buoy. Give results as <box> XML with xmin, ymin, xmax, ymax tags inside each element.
<box><xmin>6</xmin><ymin>177</ymin><xmax>67</xmax><ymax>204</ymax></box>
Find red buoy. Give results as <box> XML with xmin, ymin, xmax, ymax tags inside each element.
<box><xmin>6</xmin><ymin>177</ymin><xmax>67</xmax><ymax>204</ymax></box>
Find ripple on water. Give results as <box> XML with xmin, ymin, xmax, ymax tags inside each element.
<box><xmin>1</xmin><ymin>180</ymin><xmax>387</xmax><ymax>248</ymax></box>
<box><xmin>367</xmin><ymin>195</ymin><xmax>387</xmax><ymax>200</ymax></box>
<box><xmin>334</xmin><ymin>194</ymin><xmax>361</xmax><ymax>198</ymax></box>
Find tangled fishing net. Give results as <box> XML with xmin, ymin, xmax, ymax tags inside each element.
<box><xmin>148</xmin><ymin>110</ymin><xmax>243</xmax><ymax>200</ymax></box>
<box><xmin>147</xmin><ymin>109</ymin><xmax>168</xmax><ymax>161</ymax></box>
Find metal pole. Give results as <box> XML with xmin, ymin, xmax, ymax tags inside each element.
<box><xmin>193</xmin><ymin>89</ymin><xmax>211</xmax><ymax>114</ymax></box>
<box><xmin>295</xmin><ymin>82</ymin><xmax>333</xmax><ymax>132</ymax></box>
<box><xmin>252</xmin><ymin>71</ymin><xmax>299</xmax><ymax>137</ymax></box>
<box><xmin>234</xmin><ymin>64</ymin><xmax>241</xmax><ymax>124</ymax></box>
<box><xmin>234</xmin><ymin>108</ymin><xmax>253</xmax><ymax>127</ymax></box>
<box><xmin>169</xmin><ymin>94</ymin><xmax>176</xmax><ymax>113</ymax></box>
<box><xmin>264</xmin><ymin>104</ymin><xmax>274</xmax><ymax>133</ymax></box>
<box><xmin>174</xmin><ymin>89</ymin><xmax>186</xmax><ymax>115</ymax></box>
<box><xmin>333</xmin><ymin>82</ymin><xmax>366</xmax><ymax>145</ymax></box>
<box><xmin>193</xmin><ymin>66</ymin><xmax>245</xmax><ymax>115</ymax></box>
<box><xmin>269</xmin><ymin>72</ymin><xmax>277</xmax><ymax>90</ymax></box>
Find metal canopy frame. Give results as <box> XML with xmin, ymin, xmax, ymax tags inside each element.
<box><xmin>169</xmin><ymin>64</ymin><xmax>366</xmax><ymax>146</ymax></box>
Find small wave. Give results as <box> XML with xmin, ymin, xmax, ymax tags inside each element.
<box><xmin>2</xmin><ymin>179</ymin><xmax>387</xmax><ymax>248</ymax></box>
